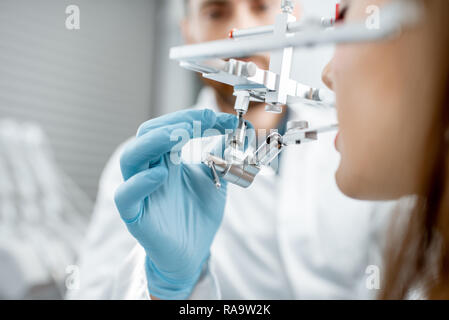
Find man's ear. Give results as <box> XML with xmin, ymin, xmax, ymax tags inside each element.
<box><xmin>181</xmin><ymin>18</ymin><xmax>194</xmax><ymax>44</ymax></box>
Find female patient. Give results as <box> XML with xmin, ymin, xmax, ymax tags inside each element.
<box><xmin>114</xmin><ymin>0</ymin><xmax>449</xmax><ymax>300</ymax></box>
<box><xmin>322</xmin><ymin>0</ymin><xmax>449</xmax><ymax>299</ymax></box>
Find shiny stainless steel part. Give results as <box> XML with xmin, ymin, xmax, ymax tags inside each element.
<box><xmin>281</xmin><ymin>0</ymin><xmax>295</xmax><ymax>13</ymax></box>
<box><xmin>254</xmin><ymin>132</ymin><xmax>285</xmax><ymax>166</ymax></box>
<box><xmin>254</xmin><ymin>121</ymin><xmax>309</xmax><ymax>166</ymax></box>
<box><xmin>204</xmin><ymin>120</ymin><xmax>338</xmax><ymax>189</ymax></box>
<box><xmin>205</xmin><ymin>154</ymin><xmax>260</xmax><ymax>189</ymax></box>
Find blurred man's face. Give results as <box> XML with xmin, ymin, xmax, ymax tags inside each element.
<box><xmin>182</xmin><ymin>0</ymin><xmax>299</xmax><ymax>104</ymax></box>
<box><xmin>183</xmin><ymin>0</ymin><xmax>283</xmax><ymax>69</ymax></box>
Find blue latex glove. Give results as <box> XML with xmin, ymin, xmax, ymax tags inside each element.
<box><xmin>114</xmin><ymin>109</ymin><xmax>238</xmax><ymax>299</ymax></box>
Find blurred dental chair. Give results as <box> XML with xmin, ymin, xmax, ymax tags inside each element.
<box><xmin>0</xmin><ymin>119</ymin><xmax>91</xmax><ymax>299</ymax></box>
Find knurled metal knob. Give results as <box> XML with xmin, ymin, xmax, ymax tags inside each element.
<box><xmin>224</xmin><ymin>59</ymin><xmax>257</xmax><ymax>78</ymax></box>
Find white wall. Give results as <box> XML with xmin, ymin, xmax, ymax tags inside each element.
<box><xmin>150</xmin><ymin>0</ymin><xmax>200</xmax><ymax>116</ymax></box>
<box><xmin>0</xmin><ymin>0</ymin><xmax>157</xmax><ymax>199</ymax></box>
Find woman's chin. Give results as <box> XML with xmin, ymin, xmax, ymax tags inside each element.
<box><xmin>335</xmin><ymin>166</ymin><xmax>401</xmax><ymax>201</ymax></box>
<box><xmin>335</xmin><ymin>168</ymin><xmax>357</xmax><ymax>199</ymax></box>
<box><xmin>335</xmin><ymin>165</ymin><xmax>369</xmax><ymax>200</ymax></box>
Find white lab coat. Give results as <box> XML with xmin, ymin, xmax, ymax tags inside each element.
<box><xmin>68</xmin><ymin>87</ymin><xmax>396</xmax><ymax>300</ymax></box>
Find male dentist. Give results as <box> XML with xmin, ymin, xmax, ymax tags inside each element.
<box><xmin>70</xmin><ymin>0</ymin><xmax>394</xmax><ymax>300</ymax></box>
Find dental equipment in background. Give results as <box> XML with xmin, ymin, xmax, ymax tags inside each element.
<box><xmin>0</xmin><ymin>119</ymin><xmax>91</xmax><ymax>299</ymax></box>
<box><xmin>170</xmin><ymin>0</ymin><xmax>422</xmax><ymax>188</ymax></box>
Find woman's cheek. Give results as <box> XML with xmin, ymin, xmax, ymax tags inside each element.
<box><xmin>332</xmin><ymin>47</ymin><xmax>353</xmax><ymax>154</ymax></box>
<box><xmin>332</xmin><ymin>47</ymin><xmax>371</xmax><ymax>198</ymax></box>
<box><xmin>333</xmin><ymin>55</ymin><xmax>353</xmax><ymax>194</ymax></box>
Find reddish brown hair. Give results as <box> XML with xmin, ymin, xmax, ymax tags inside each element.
<box><xmin>380</xmin><ymin>0</ymin><xmax>449</xmax><ymax>299</ymax></box>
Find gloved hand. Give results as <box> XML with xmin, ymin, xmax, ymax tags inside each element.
<box><xmin>114</xmin><ymin>109</ymin><xmax>237</xmax><ymax>300</ymax></box>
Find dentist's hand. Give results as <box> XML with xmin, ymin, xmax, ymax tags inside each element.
<box><xmin>114</xmin><ymin>109</ymin><xmax>237</xmax><ymax>300</ymax></box>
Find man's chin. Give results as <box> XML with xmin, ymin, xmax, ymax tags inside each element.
<box><xmin>202</xmin><ymin>78</ymin><xmax>234</xmax><ymax>102</ymax></box>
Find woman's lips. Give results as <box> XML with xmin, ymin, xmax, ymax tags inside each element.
<box><xmin>334</xmin><ymin>132</ymin><xmax>340</xmax><ymax>152</ymax></box>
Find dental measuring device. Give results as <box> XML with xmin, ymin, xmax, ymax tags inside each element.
<box><xmin>170</xmin><ymin>0</ymin><xmax>422</xmax><ymax>189</ymax></box>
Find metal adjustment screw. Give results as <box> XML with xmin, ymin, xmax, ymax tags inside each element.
<box><xmin>207</xmin><ymin>160</ymin><xmax>222</xmax><ymax>189</ymax></box>
<box><xmin>242</xmin><ymin>62</ymin><xmax>257</xmax><ymax>77</ymax></box>
<box><xmin>281</xmin><ymin>0</ymin><xmax>295</xmax><ymax>13</ymax></box>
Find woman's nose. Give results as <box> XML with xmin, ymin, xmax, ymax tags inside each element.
<box><xmin>322</xmin><ymin>59</ymin><xmax>334</xmax><ymax>90</ymax></box>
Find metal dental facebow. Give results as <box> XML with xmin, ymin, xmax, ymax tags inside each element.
<box><xmin>169</xmin><ymin>0</ymin><xmax>422</xmax><ymax>189</ymax></box>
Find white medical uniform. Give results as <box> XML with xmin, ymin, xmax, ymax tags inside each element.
<box><xmin>68</xmin><ymin>86</ymin><xmax>395</xmax><ymax>300</ymax></box>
